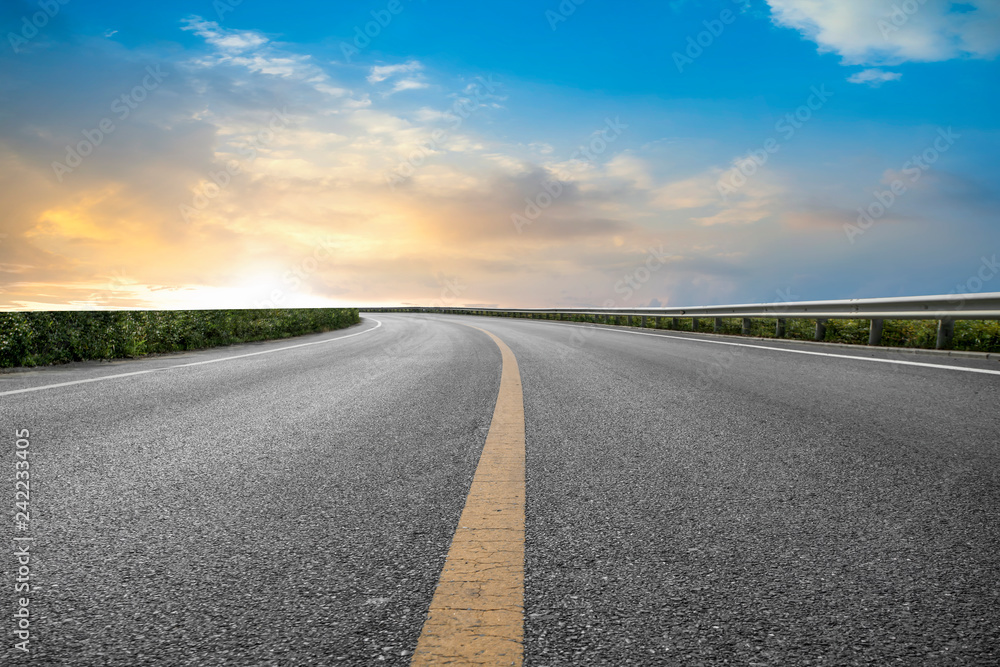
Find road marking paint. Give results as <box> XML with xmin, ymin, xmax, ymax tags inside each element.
<box><xmin>486</xmin><ymin>318</ymin><xmax>1000</xmax><ymax>377</ymax></box>
<box><xmin>0</xmin><ymin>318</ymin><xmax>382</xmax><ymax>397</ymax></box>
<box><xmin>412</xmin><ymin>325</ymin><xmax>525</xmax><ymax>666</ymax></box>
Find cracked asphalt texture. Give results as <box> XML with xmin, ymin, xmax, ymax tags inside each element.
<box><xmin>2</xmin><ymin>313</ymin><xmax>998</xmax><ymax>665</ymax></box>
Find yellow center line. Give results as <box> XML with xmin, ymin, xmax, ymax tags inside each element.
<box><xmin>411</xmin><ymin>325</ymin><xmax>526</xmax><ymax>666</ymax></box>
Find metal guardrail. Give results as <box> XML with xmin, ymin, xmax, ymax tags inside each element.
<box><xmin>362</xmin><ymin>292</ymin><xmax>1000</xmax><ymax>349</ymax></box>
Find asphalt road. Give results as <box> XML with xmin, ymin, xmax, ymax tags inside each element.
<box><xmin>2</xmin><ymin>313</ymin><xmax>998</xmax><ymax>665</ymax></box>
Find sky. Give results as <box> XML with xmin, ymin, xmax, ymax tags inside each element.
<box><xmin>1</xmin><ymin>0</ymin><xmax>998</xmax><ymax>310</ymax></box>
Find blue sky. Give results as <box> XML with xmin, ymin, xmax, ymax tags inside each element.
<box><xmin>1</xmin><ymin>0</ymin><xmax>998</xmax><ymax>309</ymax></box>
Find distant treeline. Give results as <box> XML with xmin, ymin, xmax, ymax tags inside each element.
<box><xmin>0</xmin><ymin>308</ymin><xmax>360</xmax><ymax>368</ymax></box>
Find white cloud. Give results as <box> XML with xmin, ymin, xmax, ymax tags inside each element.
<box><xmin>766</xmin><ymin>0</ymin><xmax>1000</xmax><ymax>64</ymax></box>
<box><xmin>391</xmin><ymin>78</ymin><xmax>430</xmax><ymax>93</ymax></box>
<box><xmin>315</xmin><ymin>84</ymin><xmax>349</xmax><ymax>97</ymax></box>
<box><xmin>650</xmin><ymin>171</ymin><xmax>721</xmax><ymax>210</ymax></box>
<box><xmin>367</xmin><ymin>60</ymin><xmax>423</xmax><ymax>83</ymax></box>
<box><xmin>606</xmin><ymin>154</ymin><xmax>654</xmax><ymax>190</ymax></box>
<box><xmin>182</xmin><ymin>15</ymin><xmax>370</xmax><ymax>108</ymax></box>
<box><xmin>847</xmin><ymin>67</ymin><xmax>903</xmax><ymax>86</ymax></box>
<box><xmin>413</xmin><ymin>108</ymin><xmax>456</xmax><ymax>122</ymax></box>
<box><xmin>182</xmin><ymin>18</ymin><xmax>268</xmax><ymax>53</ymax></box>
<box><xmin>225</xmin><ymin>54</ymin><xmax>310</xmax><ymax>78</ymax></box>
<box><xmin>527</xmin><ymin>142</ymin><xmax>554</xmax><ymax>155</ymax></box>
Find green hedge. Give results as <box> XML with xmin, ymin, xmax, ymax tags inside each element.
<box><xmin>0</xmin><ymin>308</ymin><xmax>360</xmax><ymax>368</ymax></box>
<box><xmin>629</xmin><ymin>316</ymin><xmax>1000</xmax><ymax>352</ymax></box>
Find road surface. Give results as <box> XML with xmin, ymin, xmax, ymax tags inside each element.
<box><xmin>2</xmin><ymin>313</ymin><xmax>998</xmax><ymax>665</ymax></box>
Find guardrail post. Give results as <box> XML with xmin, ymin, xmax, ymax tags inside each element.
<box><xmin>641</xmin><ymin>315</ymin><xmax>647</xmax><ymax>328</ymax></box>
<box><xmin>936</xmin><ymin>318</ymin><xmax>955</xmax><ymax>349</ymax></box>
<box><xmin>775</xmin><ymin>319</ymin><xmax>786</xmax><ymax>338</ymax></box>
<box><xmin>868</xmin><ymin>319</ymin><xmax>883</xmax><ymax>346</ymax></box>
<box><xmin>671</xmin><ymin>317</ymin><xmax>678</xmax><ymax>329</ymax></box>
<box><xmin>814</xmin><ymin>319</ymin><xmax>827</xmax><ymax>341</ymax></box>
<box><xmin>691</xmin><ymin>317</ymin><xmax>699</xmax><ymax>332</ymax></box>
<box><xmin>713</xmin><ymin>317</ymin><xmax>722</xmax><ymax>333</ymax></box>
<box><xmin>742</xmin><ymin>318</ymin><xmax>751</xmax><ymax>335</ymax></box>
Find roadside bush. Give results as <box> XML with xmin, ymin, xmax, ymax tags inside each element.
<box><xmin>0</xmin><ymin>308</ymin><xmax>360</xmax><ymax>368</ymax></box>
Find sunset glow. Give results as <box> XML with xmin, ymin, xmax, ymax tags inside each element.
<box><xmin>2</xmin><ymin>1</ymin><xmax>998</xmax><ymax>309</ymax></box>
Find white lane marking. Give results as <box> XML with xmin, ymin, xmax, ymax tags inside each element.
<box><xmin>464</xmin><ymin>317</ymin><xmax>1000</xmax><ymax>377</ymax></box>
<box><xmin>0</xmin><ymin>318</ymin><xmax>383</xmax><ymax>397</ymax></box>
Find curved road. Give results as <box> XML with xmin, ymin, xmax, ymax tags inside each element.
<box><xmin>2</xmin><ymin>313</ymin><xmax>999</xmax><ymax>665</ymax></box>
